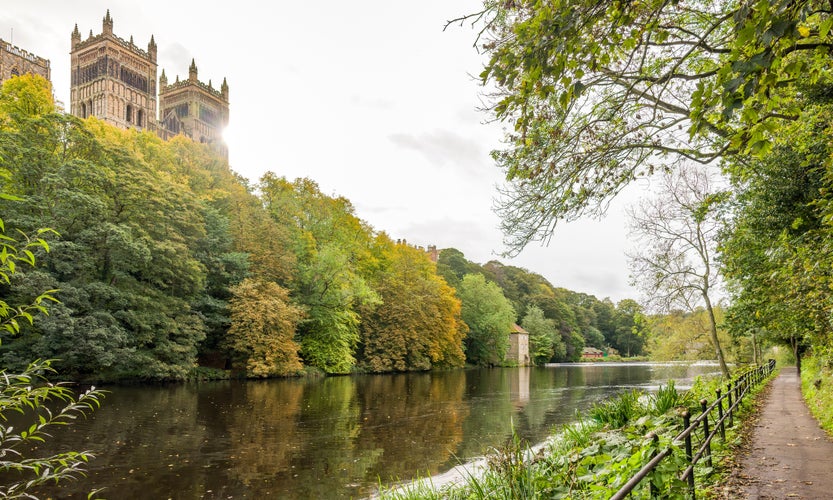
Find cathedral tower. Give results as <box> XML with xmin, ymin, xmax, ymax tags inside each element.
<box><xmin>158</xmin><ymin>59</ymin><xmax>229</xmax><ymax>158</ymax></box>
<box><xmin>0</xmin><ymin>38</ymin><xmax>50</xmax><ymax>85</ymax></box>
<box><xmin>70</xmin><ymin>10</ymin><xmax>157</xmax><ymax>131</ymax></box>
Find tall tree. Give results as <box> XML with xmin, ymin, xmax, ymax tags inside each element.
<box><xmin>521</xmin><ymin>304</ymin><xmax>564</xmax><ymax>364</ymax></box>
<box><xmin>721</xmin><ymin>98</ymin><xmax>833</xmax><ymax>365</ymax></box>
<box><xmin>457</xmin><ymin>273</ymin><xmax>516</xmax><ymax>366</ymax></box>
<box><xmin>459</xmin><ymin>0</ymin><xmax>833</xmax><ymax>254</ymax></box>
<box><xmin>0</xmin><ymin>179</ymin><xmax>104</xmax><ymax>497</ymax></box>
<box><xmin>260</xmin><ymin>174</ymin><xmax>379</xmax><ymax>374</ymax></box>
<box><xmin>628</xmin><ymin>164</ymin><xmax>730</xmax><ymax>376</ymax></box>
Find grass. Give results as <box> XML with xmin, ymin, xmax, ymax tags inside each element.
<box><xmin>377</xmin><ymin>366</ymin><xmax>777</xmax><ymax>500</ymax></box>
<box><xmin>800</xmin><ymin>354</ymin><xmax>833</xmax><ymax>437</ymax></box>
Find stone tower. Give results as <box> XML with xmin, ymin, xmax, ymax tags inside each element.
<box><xmin>0</xmin><ymin>38</ymin><xmax>51</xmax><ymax>85</ymax></box>
<box><xmin>70</xmin><ymin>10</ymin><xmax>157</xmax><ymax>131</ymax></box>
<box><xmin>158</xmin><ymin>59</ymin><xmax>229</xmax><ymax>158</ymax></box>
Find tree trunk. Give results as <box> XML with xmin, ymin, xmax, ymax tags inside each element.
<box><xmin>704</xmin><ymin>294</ymin><xmax>731</xmax><ymax>378</ymax></box>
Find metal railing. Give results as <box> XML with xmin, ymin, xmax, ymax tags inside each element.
<box><xmin>610</xmin><ymin>359</ymin><xmax>776</xmax><ymax>500</ymax></box>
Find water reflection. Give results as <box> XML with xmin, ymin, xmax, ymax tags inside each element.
<box><xmin>34</xmin><ymin>362</ymin><xmax>720</xmax><ymax>498</ymax></box>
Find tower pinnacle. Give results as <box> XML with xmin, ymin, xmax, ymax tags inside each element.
<box><xmin>103</xmin><ymin>9</ymin><xmax>113</xmax><ymax>35</ymax></box>
<box><xmin>71</xmin><ymin>23</ymin><xmax>81</xmax><ymax>49</ymax></box>
<box><xmin>189</xmin><ymin>58</ymin><xmax>198</xmax><ymax>82</ymax></box>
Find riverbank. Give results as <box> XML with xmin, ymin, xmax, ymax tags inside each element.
<box><xmin>378</xmin><ymin>363</ymin><xmax>772</xmax><ymax>499</ymax></box>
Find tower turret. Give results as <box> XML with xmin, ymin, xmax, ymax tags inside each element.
<box><xmin>71</xmin><ymin>24</ymin><xmax>81</xmax><ymax>49</ymax></box>
<box><xmin>102</xmin><ymin>10</ymin><xmax>113</xmax><ymax>36</ymax></box>
<box><xmin>71</xmin><ymin>10</ymin><xmax>158</xmax><ymax>133</ymax></box>
<box><xmin>148</xmin><ymin>35</ymin><xmax>157</xmax><ymax>62</ymax></box>
<box><xmin>188</xmin><ymin>58</ymin><xmax>198</xmax><ymax>82</ymax></box>
<box><xmin>159</xmin><ymin>68</ymin><xmax>168</xmax><ymax>88</ymax></box>
<box><xmin>221</xmin><ymin>77</ymin><xmax>228</xmax><ymax>100</ymax></box>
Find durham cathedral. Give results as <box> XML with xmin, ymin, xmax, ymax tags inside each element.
<box><xmin>1</xmin><ymin>10</ymin><xmax>229</xmax><ymax>159</ymax></box>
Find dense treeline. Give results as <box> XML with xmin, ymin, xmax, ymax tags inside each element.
<box><xmin>0</xmin><ymin>75</ymin><xmax>651</xmax><ymax>381</ymax></box>
<box><xmin>0</xmin><ymin>75</ymin><xmax>467</xmax><ymax>380</ymax></box>
<box><xmin>436</xmin><ymin>249</ymin><xmax>648</xmax><ymax>362</ymax></box>
<box><xmin>721</xmin><ymin>89</ymin><xmax>833</xmax><ymax>367</ymax></box>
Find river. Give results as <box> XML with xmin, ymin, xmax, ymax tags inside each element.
<box><xmin>33</xmin><ymin>362</ymin><xmax>720</xmax><ymax>498</ymax></box>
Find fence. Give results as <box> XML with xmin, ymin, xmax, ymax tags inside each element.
<box><xmin>610</xmin><ymin>359</ymin><xmax>776</xmax><ymax>500</ymax></box>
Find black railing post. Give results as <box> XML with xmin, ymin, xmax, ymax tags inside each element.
<box><xmin>683</xmin><ymin>410</ymin><xmax>695</xmax><ymax>499</ymax></box>
<box><xmin>700</xmin><ymin>399</ymin><xmax>712</xmax><ymax>469</ymax></box>
<box><xmin>727</xmin><ymin>381</ymin><xmax>734</xmax><ymax>427</ymax></box>
<box><xmin>716</xmin><ymin>389</ymin><xmax>725</xmax><ymax>441</ymax></box>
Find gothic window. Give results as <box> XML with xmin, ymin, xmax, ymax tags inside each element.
<box><xmin>126</xmin><ymin>104</ymin><xmax>133</xmax><ymax>124</ymax></box>
<box><xmin>81</xmin><ymin>102</ymin><xmax>87</xmax><ymax>118</ymax></box>
<box><xmin>175</xmin><ymin>103</ymin><xmax>189</xmax><ymax>118</ymax></box>
<box><xmin>137</xmin><ymin>109</ymin><xmax>144</xmax><ymax>127</ymax></box>
<box><xmin>10</xmin><ymin>67</ymin><xmax>19</xmax><ymax>77</ymax></box>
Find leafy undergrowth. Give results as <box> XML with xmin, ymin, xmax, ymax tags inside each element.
<box><xmin>380</xmin><ymin>369</ymin><xmax>776</xmax><ymax>500</ymax></box>
<box><xmin>800</xmin><ymin>354</ymin><xmax>833</xmax><ymax>437</ymax></box>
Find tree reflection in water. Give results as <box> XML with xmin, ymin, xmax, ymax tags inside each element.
<box><xmin>33</xmin><ymin>362</ymin><xmax>721</xmax><ymax>498</ymax></box>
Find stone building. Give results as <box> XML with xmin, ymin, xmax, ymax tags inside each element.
<box><xmin>158</xmin><ymin>60</ymin><xmax>229</xmax><ymax>158</ymax></box>
<box><xmin>0</xmin><ymin>38</ymin><xmax>50</xmax><ymax>85</ymax></box>
<box><xmin>70</xmin><ymin>10</ymin><xmax>158</xmax><ymax>131</ymax></box>
<box><xmin>69</xmin><ymin>11</ymin><xmax>229</xmax><ymax>158</ymax></box>
<box><xmin>506</xmin><ymin>324</ymin><xmax>530</xmax><ymax>366</ymax></box>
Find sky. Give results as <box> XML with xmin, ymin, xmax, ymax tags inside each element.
<box><xmin>1</xmin><ymin>0</ymin><xmax>652</xmax><ymax>303</ymax></box>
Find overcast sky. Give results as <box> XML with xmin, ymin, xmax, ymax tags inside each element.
<box><xmin>1</xmin><ymin>0</ymin><xmax>651</xmax><ymax>303</ymax></box>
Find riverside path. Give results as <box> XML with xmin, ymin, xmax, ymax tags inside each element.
<box><xmin>724</xmin><ymin>366</ymin><xmax>833</xmax><ymax>499</ymax></box>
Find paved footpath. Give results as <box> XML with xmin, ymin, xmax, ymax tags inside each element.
<box><xmin>732</xmin><ymin>366</ymin><xmax>833</xmax><ymax>499</ymax></box>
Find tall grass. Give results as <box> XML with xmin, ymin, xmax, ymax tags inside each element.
<box><xmin>650</xmin><ymin>380</ymin><xmax>692</xmax><ymax>415</ymax></box>
<box><xmin>588</xmin><ymin>389</ymin><xmax>643</xmax><ymax>427</ymax></box>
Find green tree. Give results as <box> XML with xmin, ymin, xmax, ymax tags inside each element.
<box><xmin>612</xmin><ymin>299</ymin><xmax>647</xmax><ymax>357</ymax></box>
<box><xmin>459</xmin><ymin>0</ymin><xmax>832</xmax><ymax>254</ymax></box>
<box><xmin>0</xmin><ymin>189</ymin><xmax>104</xmax><ymax>496</ymax></box>
<box><xmin>648</xmin><ymin>307</ymin><xmax>731</xmax><ymax>361</ymax></box>
<box><xmin>521</xmin><ymin>304</ymin><xmax>564</xmax><ymax>364</ymax></box>
<box><xmin>260</xmin><ymin>175</ymin><xmax>379</xmax><ymax>374</ymax></box>
<box><xmin>721</xmin><ymin>98</ymin><xmax>833</xmax><ymax>365</ymax></box>
<box><xmin>457</xmin><ymin>273</ymin><xmax>515</xmax><ymax>365</ymax></box>
<box><xmin>436</xmin><ymin>247</ymin><xmax>484</xmax><ymax>290</ymax></box>
<box><xmin>0</xmin><ymin>73</ymin><xmax>54</xmax><ymax>118</ymax></box>
<box><xmin>0</xmin><ymin>76</ymin><xmax>235</xmax><ymax>379</ymax></box>
<box><xmin>226</xmin><ymin>278</ymin><xmax>304</xmax><ymax>377</ymax></box>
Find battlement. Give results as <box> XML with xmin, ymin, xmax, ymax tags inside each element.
<box><xmin>73</xmin><ymin>31</ymin><xmax>153</xmax><ymax>60</ymax></box>
<box><xmin>161</xmin><ymin>77</ymin><xmax>226</xmax><ymax>101</ymax></box>
<box><xmin>1</xmin><ymin>39</ymin><xmax>50</xmax><ymax>68</ymax></box>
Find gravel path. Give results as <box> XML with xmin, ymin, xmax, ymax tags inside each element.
<box><xmin>729</xmin><ymin>367</ymin><xmax>833</xmax><ymax>499</ymax></box>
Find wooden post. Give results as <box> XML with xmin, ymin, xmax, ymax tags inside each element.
<box><xmin>716</xmin><ymin>389</ymin><xmax>725</xmax><ymax>441</ymax></box>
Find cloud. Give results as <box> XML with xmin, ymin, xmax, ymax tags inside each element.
<box><xmin>159</xmin><ymin>42</ymin><xmax>193</xmax><ymax>75</ymax></box>
<box><xmin>350</xmin><ymin>94</ymin><xmax>394</xmax><ymax>110</ymax></box>
<box><xmin>388</xmin><ymin>129</ymin><xmax>487</xmax><ymax>177</ymax></box>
